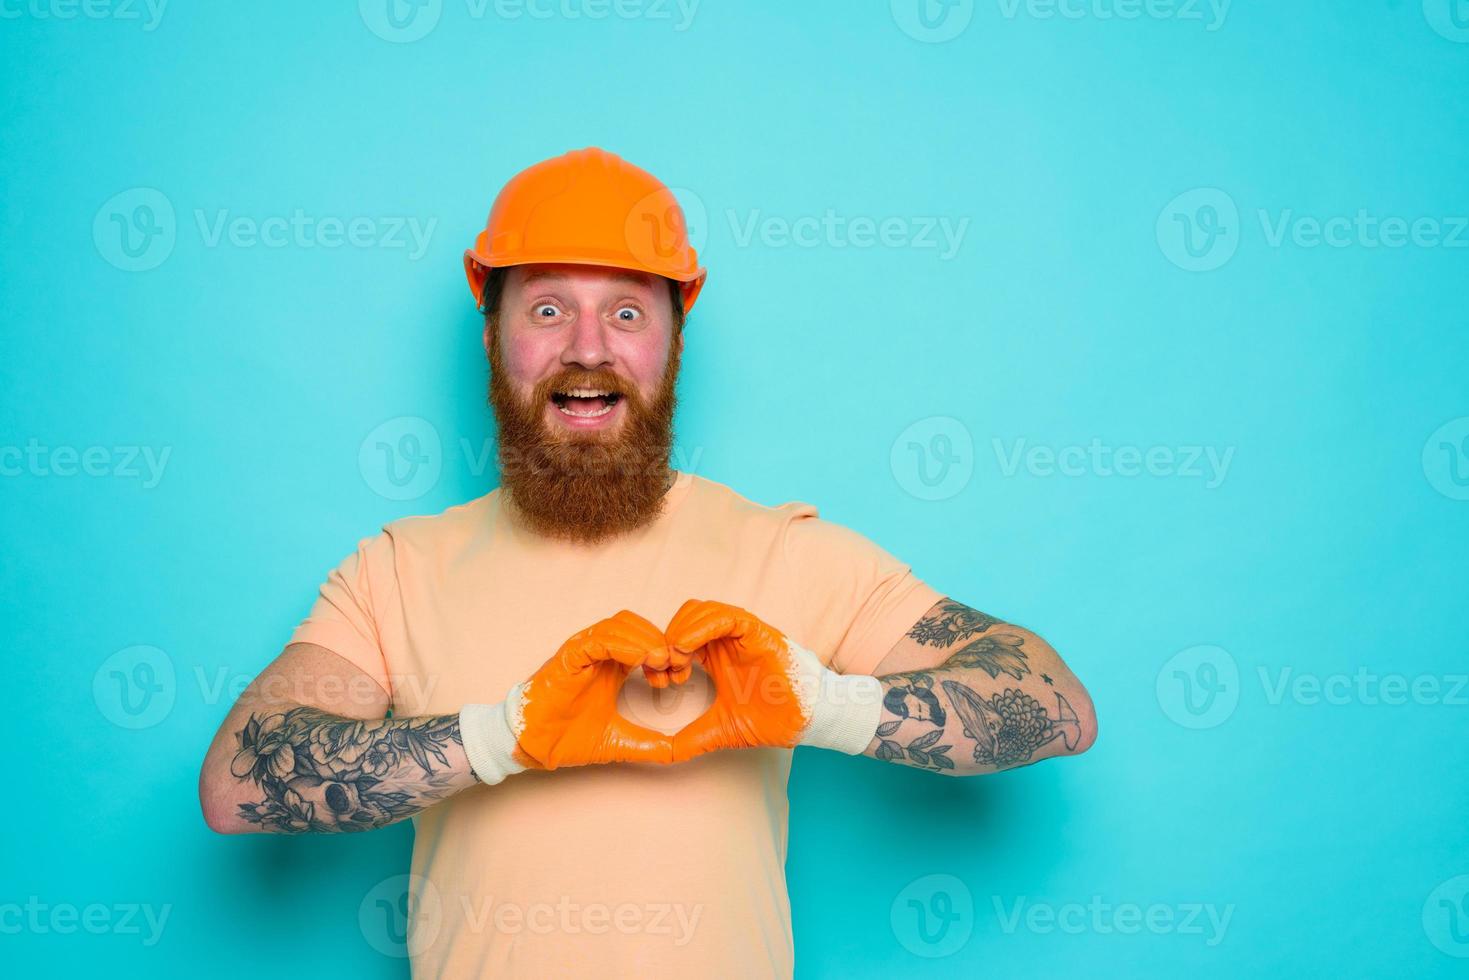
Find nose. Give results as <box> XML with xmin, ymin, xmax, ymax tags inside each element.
<box><xmin>559</xmin><ymin>304</ymin><xmax>614</xmax><ymax>371</ymax></box>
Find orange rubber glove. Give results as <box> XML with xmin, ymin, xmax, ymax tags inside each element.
<box><xmin>662</xmin><ymin>599</ymin><xmax>884</xmax><ymax>763</ymax></box>
<box><xmin>460</xmin><ymin>610</ymin><xmax>677</xmax><ymax>781</ymax></box>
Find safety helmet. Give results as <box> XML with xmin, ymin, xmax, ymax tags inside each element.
<box><xmin>463</xmin><ymin>147</ymin><xmax>707</xmax><ymax>313</ymax></box>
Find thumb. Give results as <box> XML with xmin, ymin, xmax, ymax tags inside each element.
<box><xmin>605</xmin><ymin>716</ymin><xmax>675</xmax><ymax>765</ymax></box>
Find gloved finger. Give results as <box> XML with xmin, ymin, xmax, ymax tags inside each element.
<box><xmin>664</xmin><ymin>598</ymin><xmax>720</xmax><ymax>648</ymax></box>
<box><xmin>564</xmin><ymin>620</ymin><xmax>666</xmax><ymax>672</ymax></box>
<box><xmin>606</xmin><ymin>718</ymin><xmax>676</xmax><ymax>765</ymax></box>
<box><xmin>641</xmin><ymin>662</ymin><xmax>693</xmax><ymax>688</ymax></box>
<box><xmin>666</xmin><ymin>602</ymin><xmax>744</xmax><ymax>654</ymax></box>
<box><xmin>607</xmin><ymin>609</ymin><xmax>668</xmax><ymax>645</ymax></box>
<box><xmin>669</xmin><ymin>707</ymin><xmax>731</xmax><ymax>764</ymax></box>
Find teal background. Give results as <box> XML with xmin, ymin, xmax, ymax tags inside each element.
<box><xmin>3</xmin><ymin>1</ymin><xmax>1467</xmax><ymax>976</ymax></box>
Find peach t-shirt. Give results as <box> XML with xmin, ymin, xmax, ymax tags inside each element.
<box><xmin>289</xmin><ymin>470</ymin><xmax>943</xmax><ymax>978</ymax></box>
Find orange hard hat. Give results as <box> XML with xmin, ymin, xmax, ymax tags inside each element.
<box><xmin>464</xmin><ymin>147</ymin><xmax>707</xmax><ymax>314</ymax></box>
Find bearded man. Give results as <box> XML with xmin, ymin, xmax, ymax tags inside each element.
<box><xmin>198</xmin><ymin>147</ymin><xmax>1098</xmax><ymax>978</ymax></box>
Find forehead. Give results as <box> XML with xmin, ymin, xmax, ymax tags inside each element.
<box><xmin>507</xmin><ymin>263</ymin><xmax>661</xmax><ymax>294</ymax></box>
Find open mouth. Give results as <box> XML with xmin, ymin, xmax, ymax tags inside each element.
<box><xmin>549</xmin><ymin>386</ymin><xmax>625</xmax><ymax>419</ymax></box>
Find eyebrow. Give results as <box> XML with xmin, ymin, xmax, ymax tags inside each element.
<box><xmin>519</xmin><ymin>270</ymin><xmax>656</xmax><ymax>291</ymax></box>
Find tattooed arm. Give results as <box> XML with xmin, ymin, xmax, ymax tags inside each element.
<box><xmin>198</xmin><ymin>643</ymin><xmax>478</xmax><ymax>834</ymax></box>
<box><xmin>864</xmin><ymin>599</ymin><xmax>1097</xmax><ymax>775</ymax></box>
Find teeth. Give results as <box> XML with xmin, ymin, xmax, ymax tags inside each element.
<box><xmin>558</xmin><ymin>387</ymin><xmax>613</xmax><ymax>397</ymax></box>
<box><xmin>556</xmin><ymin>402</ymin><xmax>616</xmax><ymax>419</ymax></box>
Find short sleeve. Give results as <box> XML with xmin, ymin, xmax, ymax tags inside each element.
<box><xmin>780</xmin><ymin>507</ymin><xmax>944</xmax><ymax>677</ymax></box>
<box><xmin>287</xmin><ymin>532</ymin><xmax>395</xmax><ymax>701</ymax></box>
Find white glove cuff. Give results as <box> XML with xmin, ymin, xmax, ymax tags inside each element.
<box><xmin>790</xmin><ymin>642</ymin><xmax>885</xmax><ymax>755</ymax></box>
<box><xmin>459</xmin><ymin>682</ymin><xmax>528</xmax><ymax>785</ymax></box>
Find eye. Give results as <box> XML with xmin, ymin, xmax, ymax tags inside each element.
<box><xmin>614</xmin><ymin>306</ymin><xmax>642</xmax><ymax>323</ymax></box>
<box><xmin>533</xmin><ymin>303</ymin><xmax>563</xmax><ymax>319</ymax></box>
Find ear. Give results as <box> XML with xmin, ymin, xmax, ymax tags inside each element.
<box><xmin>482</xmin><ymin>319</ymin><xmax>495</xmax><ymax>359</ymax></box>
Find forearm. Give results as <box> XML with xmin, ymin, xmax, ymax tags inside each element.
<box><xmin>865</xmin><ymin>619</ymin><xmax>1097</xmax><ymax>775</ymax></box>
<box><xmin>201</xmin><ymin>703</ymin><xmax>479</xmax><ymax>834</ymax></box>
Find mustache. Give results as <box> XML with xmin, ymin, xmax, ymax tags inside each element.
<box><xmin>535</xmin><ymin>370</ymin><xmax>631</xmax><ymax>398</ymax></box>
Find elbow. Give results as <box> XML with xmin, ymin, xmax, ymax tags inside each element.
<box><xmin>198</xmin><ymin>763</ymin><xmax>242</xmax><ymax>836</ymax></box>
<box><xmin>1066</xmin><ymin>684</ymin><xmax>1099</xmax><ymax>757</ymax></box>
